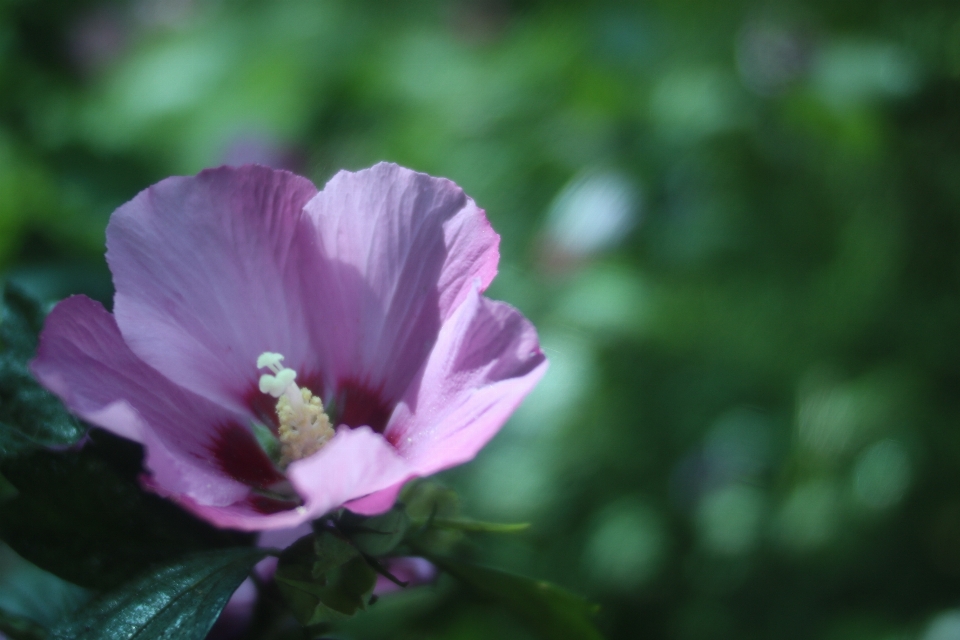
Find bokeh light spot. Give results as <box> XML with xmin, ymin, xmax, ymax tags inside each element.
<box><xmin>852</xmin><ymin>439</ymin><xmax>911</xmax><ymax>509</ymax></box>
<box><xmin>924</xmin><ymin>610</ymin><xmax>960</xmax><ymax>640</ymax></box>
<box><xmin>697</xmin><ymin>484</ymin><xmax>766</xmax><ymax>556</ymax></box>
<box><xmin>776</xmin><ymin>479</ymin><xmax>840</xmax><ymax>551</ymax></box>
<box><xmin>583</xmin><ymin>498</ymin><xmax>667</xmax><ymax>591</ymax></box>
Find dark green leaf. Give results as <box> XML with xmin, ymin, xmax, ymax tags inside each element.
<box><xmin>0</xmin><ymin>433</ymin><xmax>253</xmax><ymax>590</ymax></box>
<box><xmin>399</xmin><ymin>480</ymin><xmax>460</xmax><ymax>521</ymax></box>
<box><xmin>51</xmin><ymin>547</ymin><xmax>268</xmax><ymax>640</ymax></box>
<box><xmin>0</xmin><ymin>608</ymin><xmax>47</xmax><ymax>640</ymax></box>
<box><xmin>0</xmin><ymin>542</ymin><xmax>89</xmax><ymax>632</ymax></box>
<box><xmin>0</xmin><ymin>284</ymin><xmax>45</xmax><ymax>355</ymax></box>
<box><xmin>399</xmin><ymin>481</ymin><xmax>463</xmax><ymax>554</ymax></box>
<box><xmin>0</xmin><ymin>613</ymin><xmax>45</xmax><ymax>640</ymax></box>
<box><xmin>0</xmin><ymin>426</ymin><xmax>32</xmax><ymax>461</ymax></box>
<box><xmin>0</xmin><ymin>285</ymin><xmax>84</xmax><ymax>458</ymax></box>
<box><xmin>429</xmin><ymin>556</ymin><xmax>604</xmax><ymax>640</ymax></box>
<box><xmin>0</xmin><ymin>470</ymin><xmax>15</xmax><ymax>502</ymax></box>
<box><xmin>339</xmin><ymin>505</ymin><xmax>410</xmax><ymax>556</ymax></box>
<box><xmin>275</xmin><ymin>531</ymin><xmax>378</xmax><ymax>626</ymax></box>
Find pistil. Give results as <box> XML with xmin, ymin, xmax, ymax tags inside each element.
<box><xmin>257</xmin><ymin>352</ymin><xmax>334</xmax><ymax>465</ymax></box>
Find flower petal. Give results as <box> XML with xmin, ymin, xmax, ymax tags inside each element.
<box><xmin>31</xmin><ymin>295</ymin><xmax>261</xmax><ymax>507</ymax></box>
<box><xmin>343</xmin><ymin>481</ymin><xmax>406</xmax><ymax>516</ymax></box>
<box><xmin>169</xmin><ymin>426</ymin><xmax>411</xmax><ymax>530</ymax></box>
<box><xmin>301</xmin><ymin>163</ymin><xmax>500</xmax><ymax>419</ymax></box>
<box><xmin>373</xmin><ymin>557</ymin><xmax>437</xmax><ymax>595</ymax></box>
<box><xmin>106</xmin><ymin>165</ymin><xmax>319</xmax><ymax>412</ymax></box>
<box><xmin>385</xmin><ymin>288</ymin><xmax>548</xmax><ymax>476</ymax></box>
<box><xmin>209</xmin><ymin>577</ymin><xmax>257</xmax><ymax>640</ymax></box>
<box><xmin>288</xmin><ymin>426</ymin><xmax>412</xmax><ymax>517</ymax></box>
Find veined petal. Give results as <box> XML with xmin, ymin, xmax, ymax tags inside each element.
<box><xmin>288</xmin><ymin>426</ymin><xmax>411</xmax><ymax>517</ymax></box>
<box><xmin>106</xmin><ymin>165</ymin><xmax>319</xmax><ymax>413</ymax></box>
<box><xmin>301</xmin><ymin>163</ymin><xmax>500</xmax><ymax>425</ymax></box>
<box><xmin>140</xmin><ymin>427</ymin><xmax>252</xmax><ymax>507</ymax></box>
<box><xmin>170</xmin><ymin>427</ymin><xmax>412</xmax><ymax>530</ymax></box>
<box><xmin>385</xmin><ymin>287</ymin><xmax>547</xmax><ymax>476</ymax></box>
<box><xmin>31</xmin><ymin>295</ymin><xmax>266</xmax><ymax>507</ymax></box>
<box><xmin>343</xmin><ymin>480</ymin><xmax>406</xmax><ymax>515</ymax></box>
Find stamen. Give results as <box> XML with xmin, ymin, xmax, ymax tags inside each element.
<box><xmin>256</xmin><ymin>352</ymin><xmax>334</xmax><ymax>466</ymax></box>
<box><xmin>276</xmin><ymin>387</ymin><xmax>334</xmax><ymax>464</ymax></box>
<box><xmin>259</xmin><ymin>368</ymin><xmax>297</xmax><ymax>398</ymax></box>
<box><xmin>258</xmin><ymin>352</ymin><xmax>297</xmax><ymax>397</ymax></box>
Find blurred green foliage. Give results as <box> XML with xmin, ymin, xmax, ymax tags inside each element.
<box><xmin>3</xmin><ymin>0</ymin><xmax>960</xmax><ymax>638</ymax></box>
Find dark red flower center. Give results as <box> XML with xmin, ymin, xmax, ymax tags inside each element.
<box><xmin>211</xmin><ymin>375</ymin><xmax>395</xmax><ymax>505</ymax></box>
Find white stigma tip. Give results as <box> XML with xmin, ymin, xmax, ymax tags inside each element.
<box><xmin>257</xmin><ymin>352</ymin><xmax>285</xmax><ymax>370</ymax></box>
<box><xmin>259</xmin><ymin>368</ymin><xmax>297</xmax><ymax>398</ymax></box>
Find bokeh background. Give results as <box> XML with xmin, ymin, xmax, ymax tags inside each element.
<box><xmin>3</xmin><ymin>0</ymin><xmax>960</xmax><ymax>638</ymax></box>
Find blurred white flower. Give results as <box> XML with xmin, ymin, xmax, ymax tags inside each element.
<box><xmin>543</xmin><ymin>169</ymin><xmax>640</xmax><ymax>262</ymax></box>
<box><xmin>924</xmin><ymin>610</ymin><xmax>960</xmax><ymax>640</ymax></box>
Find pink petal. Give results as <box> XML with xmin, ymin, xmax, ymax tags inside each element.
<box><xmin>374</xmin><ymin>557</ymin><xmax>437</xmax><ymax>595</ymax></box>
<box><xmin>166</xmin><ymin>497</ymin><xmax>303</xmax><ymax>532</ymax></box>
<box><xmin>288</xmin><ymin>426</ymin><xmax>412</xmax><ymax>517</ymax></box>
<box><xmin>257</xmin><ymin>522</ymin><xmax>313</xmax><ymax>550</ymax></box>
<box><xmin>209</xmin><ymin>577</ymin><xmax>257</xmax><ymax>639</ymax></box>
<box><xmin>385</xmin><ymin>287</ymin><xmax>548</xmax><ymax>477</ymax></box>
<box><xmin>106</xmin><ymin>165</ymin><xmax>319</xmax><ymax>413</ymax></box>
<box><xmin>301</xmin><ymin>163</ymin><xmax>500</xmax><ymax>424</ymax></box>
<box><xmin>173</xmin><ymin>427</ymin><xmax>411</xmax><ymax>531</ymax></box>
<box><xmin>343</xmin><ymin>480</ymin><xmax>405</xmax><ymax>516</ymax></box>
<box><xmin>30</xmin><ymin>295</ymin><xmax>264</xmax><ymax>507</ymax></box>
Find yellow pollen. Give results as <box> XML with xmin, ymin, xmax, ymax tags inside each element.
<box><xmin>257</xmin><ymin>351</ymin><xmax>335</xmax><ymax>466</ymax></box>
<box><xmin>277</xmin><ymin>386</ymin><xmax>334</xmax><ymax>465</ymax></box>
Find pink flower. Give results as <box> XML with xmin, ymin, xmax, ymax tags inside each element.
<box><xmin>31</xmin><ymin>163</ymin><xmax>546</xmax><ymax>531</ymax></box>
<box><xmin>372</xmin><ymin>557</ymin><xmax>438</xmax><ymax>595</ymax></box>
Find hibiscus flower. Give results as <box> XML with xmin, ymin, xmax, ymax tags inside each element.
<box><xmin>31</xmin><ymin>163</ymin><xmax>547</xmax><ymax>531</ymax></box>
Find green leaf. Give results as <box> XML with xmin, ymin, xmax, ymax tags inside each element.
<box><xmin>0</xmin><ymin>284</ymin><xmax>44</xmax><ymax>355</ymax></box>
<box><xmin>251</xmin><ymin>421</ymin><xmax>280</xmax><ymax>464</ymax></box>
<box><xmin>399</xmin><ymin>481</ymin><xmax>463</xmax><ymax>554</ymax></box>
<box><xmin>410</xmin><ymin>516</ymin><xmax>531</xmax><ymax>534</ymax></box>
<box><xmin>0</xmin><ymin>542</ymin><xmax>88</xmax><ymax>633</ymax></box>
<box><xmin>0</xmin><ymin>285</ymin><xmax>84</xmax><ymax>458</ymax></box>
<box><xmin>339</xmin><ymin>505</ymin><xmax>410</xmax><ymax>556</ymax></box>
<box><xmin>428</xmin><ymin>556</ymin><xmax>605</xmax><ymax>640</ymax></box>
<box><xmin>0</xmin><ymin>432</ymin><xmax>253</xmax><ymax>590</ymax></box>
<box><xmin>51</xmin><ymin>547</ymin><xmax>268</xmax><ymax>640</ymax></box>
<box><xmin>400</xmin><ymin>480</ymin><xmax>460</xmax><ymax>521</ymax></box>
<box><xmin>0</xmin><ymin>469</ymin><xmax>15</xmax><ymax>502</ymax></box>
<box><xmin>0</xmin><ymin>608</ymin><xmax>48</xmax><ymax>640</ymax></box>
<box><xmin>275</xmin><ymin>531</ymin><xmax>378</xmax><ymax>626</ymax></box>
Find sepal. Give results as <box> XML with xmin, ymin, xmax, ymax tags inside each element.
<box><xmin>274</xmin><ymin>529</ymin><xmax>378</xmax><ymax>626</ymax></box>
